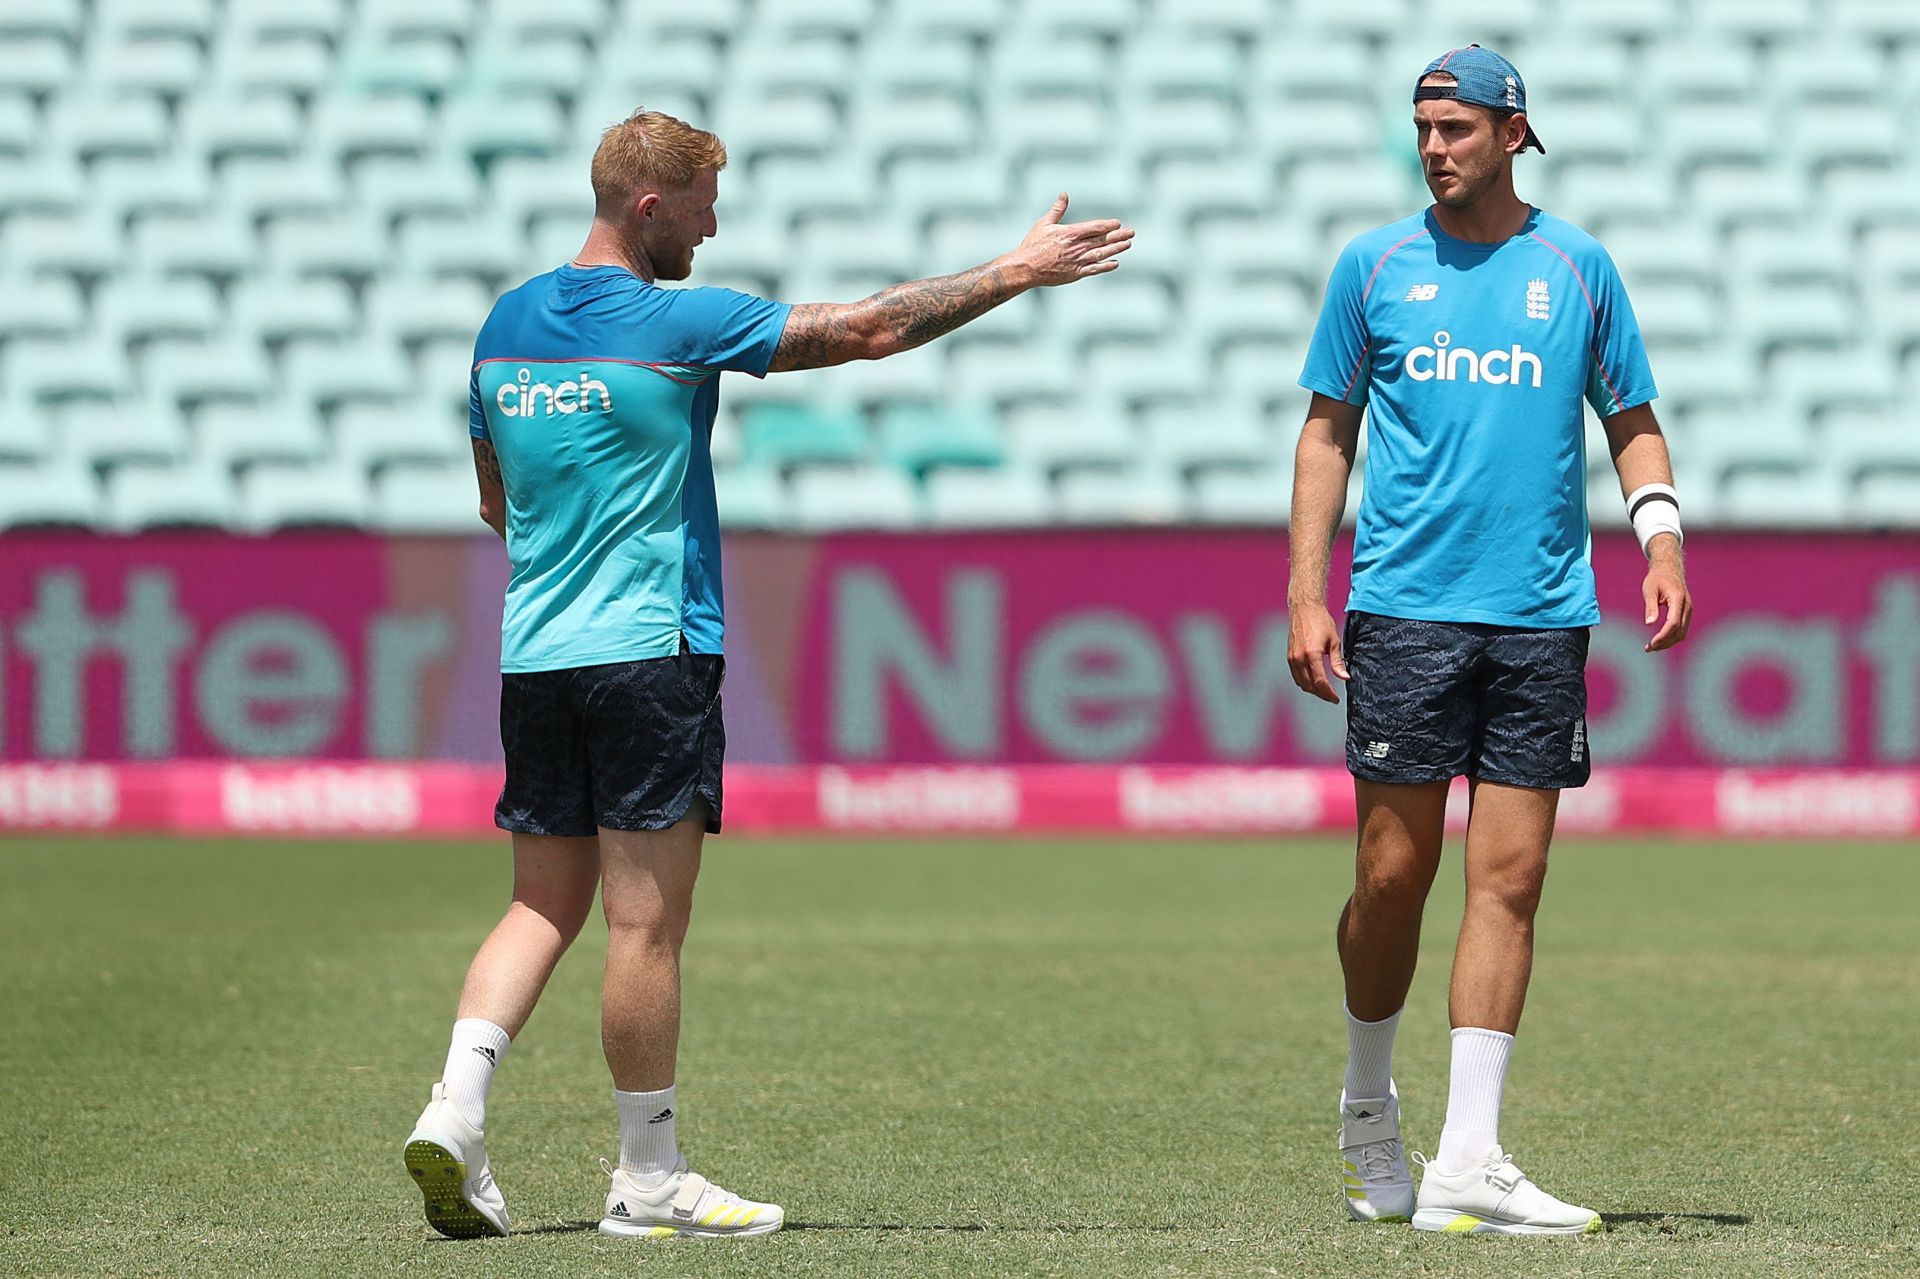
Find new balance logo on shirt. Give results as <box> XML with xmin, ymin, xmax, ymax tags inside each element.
<box><xmin>1403</xmin><ymin>331</ymin><xmax>1544</xmax><ymax>388</ymax></box>
<box><xmin>1403</xmin><ymin>283</ymin><xmax>1440</xmax><ymax>302</ymax></box>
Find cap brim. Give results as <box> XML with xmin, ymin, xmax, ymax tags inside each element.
<box><xmin>1522</xmin><ymin>121</ymin><xmax>1546</xmax><ymax>154</ymax></box>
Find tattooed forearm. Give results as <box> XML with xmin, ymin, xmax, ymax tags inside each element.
<box><xmin>472</xmin><ymin>439</ymin><xmax>506</xmax><ymax>538</ymax></box>
<box><xmin>769</xmin><ymin>263</ymin><xmax>1024</xmax><ymax>372</ymax></box>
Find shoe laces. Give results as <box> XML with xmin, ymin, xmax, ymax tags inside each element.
<box><xmin>1484</xmin><ymin>1152</ymin><xmax>1529</xmax><ymax>1193</ymax></box>
<box><xmin>1351</xmin><ymin>1136</ymin><xmax>1405</xmax><ymax>1182</ymax></box>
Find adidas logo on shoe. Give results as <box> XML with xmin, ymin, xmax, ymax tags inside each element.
<box><xmin>648</xmin><ymin>1108</ymin><xmax>674</xmax><ymax>1124</ymax></box>
<box><xmin>609</xmin><ymin>1202</ymin><xmax>630</xmax><ymax>1218</ymax></box>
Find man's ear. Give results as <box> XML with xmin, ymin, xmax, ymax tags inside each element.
<box><xmin>634</xmin><ymin>191</ymin><xmax>662</xmax><ymax>221</ymax></box>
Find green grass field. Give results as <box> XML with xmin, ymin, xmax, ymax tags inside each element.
<box><xmin>4</xmin><ymin>833</ymin><xmax>1916</xmax><ymax>1278</ymax></box>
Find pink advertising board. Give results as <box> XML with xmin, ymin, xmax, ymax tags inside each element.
<box><xmin>2</xmin><ymin>530</ymin><xmax>1917</xmax><ymax>772</ymax></box>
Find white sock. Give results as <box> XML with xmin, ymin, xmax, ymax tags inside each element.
<box><xmin>1342</xmin><ymin>1002</ymin><xmax>1401</xmax><ymax>1101</ymax></box>
<box><xmin>1435</xmin><ymin>1026</ymin><xmax>1514</xmax><ymax>1171</ymax></box>
<box><xmin>440</xmin><ymin>1018</ymin><xmax>510</xmax><ymax>1130</ymax></box>
<box><xmin>615</xmin><ymin>1084</ymin><xmax>680</xmax><ymax>1186</ymax></box>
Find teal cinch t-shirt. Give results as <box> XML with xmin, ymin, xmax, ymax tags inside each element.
<box><xmin>469</xmin><ymin>265</ymin><xmax>791</xmax><ymax>673</ymax></box>
<box><xmin>1299</xmin><ymin>207</ymin><xmax>1657</xmax><ymax>629</ymax></box>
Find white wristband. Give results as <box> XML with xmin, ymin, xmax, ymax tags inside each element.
<box><xmin>1627</xmin><ymin>483</ymin><xmax>1682</xmax><ymax>557</ymax></box>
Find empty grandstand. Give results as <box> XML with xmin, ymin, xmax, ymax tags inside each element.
<box><xmin>1</xmin><ymin>0</ymin><xmax>1917</xmax><ymax>532</ymax></box>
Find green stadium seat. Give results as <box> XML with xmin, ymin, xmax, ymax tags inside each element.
<box><xmin>856</xmin><ymin>36</ymin><xmax>978</xmax><ymax>99</ymax></box>
<box><xmin>4</xmin><ymin>337</ymin><xmax>134</xmax><ymax>406</ymax></box>
<box><xmin>239</xmin><ymin>459</ymin><xmax>371</xmax><ymax>531</ymax></box>
<box><xmin>889</xmin><ymin>0</ymin><xmax>1012</xmax><ymax>39</ymax></box>
<box><xmin>1772</xmin><ymin>41</ymin><xmax>1890</xmax><ymax>105</ymax></box>
<box><xmin>1187</xmin><ymin>279</ymin><xmax>1312</xmax><ymax>353</ymax></box>
<box><xmin>1219</xmin><ymin>340</ymin><xmax>1311</xmax><ymax>413</ymax></box>
<box><xmin>807</xmin><ymin>348</ymin><xmax>949</xmax><ymax>407</ymax></box>
<box><xmin>1656</xmin><ymin>347</ymin><xmax>1757</xmax><ymax>414</ymax></box>
<box><xmin>1149</xmin><ymin>156</ymin><xmax>1275</xmax><ymax>231</ymax></box>
<box><xmin>364</xmin><ymin>277</ymin><xmax>492</xmax><ymax>347</ymax></box>
<box><xmin>335</xmin><ymin>401</ymin><xmax>470</xmax><ymax>471</ymax></box>
<box><xmin>354</xmin><ymin>0</ymin><xmax>474</xmax><ymax>43</ymax></box>
<box><xmin>1148</xmin><ymin>0</ymin><xmax>1276</xmax><ymax>40</ymax></box>
<box><xmin>719</xmin><ymin>95</ymin><xmax>843</xmax><ymax>166</ymax></box>
<box><xmin>1048</xmin><ymin>278</ymin><xmax>1175</xmax><ymax>347</ymax></box>
<box><xmin>1121</xmin><ymin>99</ymin><xmax>1242</xmax><ymax>168</ymax></box>
<box><xmin>92</xmin><ymin>275</ymin><xmax>221</xmax><ymax>345</ymax></box>
<box><xmin>1055</xmin><ymin>466</ymin><xmax>1187</xmax><ymax>526</ymax></box>
<box><xmin>1693</xmin><ymin>0</ymin><xmax>1815</xmax><ymax>41</ymax></box>
<box><xmin>413</xmin><ymin>338</ymin><xmax>479</xmax><ymax>416</ymax></box>
<box><xmin>281</xmin><ymin>338</ymin><xmax>413</xmax><ymax>413</ymax></box>
<box><xmin>887</xmin><ymin>156</ymin><xmax>1015</xmax><ymax>228</ymax></box>
<box><xmin>486</xmin><ymin>0</ymin><xmax>606</xmax><ymax>40</ymax></box>
<box><xmin>94</xmin><ymin>157</ymin><xmax>217</xmax><ymax>223</ymax></box>
<box><xmin>464</xmin><ymin>37</ymin><xmax>589</xmax><ymax>98</ymax></box>
<box><xmin>585</xmin><ymin>40</ymin><xmax>723</xmax><ymax>115</ymax></box>
<box><xmin>230</xmin><ymin>277</ymin><xmax>359</xmax><ymax>345</ymax></box>
<box><xmin>94</xmin><ymin>0</ymin><xmax>213</xmax><ymax>42</ymax></box>
<box><xmin>336</xmin><ymin>37</ymin><xmax>462</xmax><ymax>96</ymax></box>
<box><xmin>208</xmin><ymin>36</ymin><xmax>332</xmax><ymax>96</ymax></box>
<box><xmin>1287</xmin><ymin>160</ymin><xmax>1414</xmax><ymax>234</ymax></box>
<box><xmin>265</xmin><ymin>214</ymin><xmax>392</xmax><ymax>280</ymax></box>
<box><xmin>1014</xmin><ymin>0</ymin><xmax>1147</xmax><ymax>41</ymax></box>
<box><xmin>794</xmin><ymin>220</ymin><xmax>922</xmax><ymax>282</ymax></box>
<box><xmin>711</xmin><ymin>464</ymin><xmax>791</xmax><ymax>529</ymax></box>
<box><xmin>129</xmin><ymin>214</ymin><xmax>257</xmax><ymax>283</ymax></box>
<box><xmin>1836</xmin><ymin>0</ymin><xmax>1920</xmax><ymax>41</ymax></box>
<box><xmin>993</xmin><ymin>97</ymin><xmax>1110</xmax><ymax>168</ymax></box>
<box><xmin>1854</xmin><ymin>471</ymin><xmax>1920</xmax><ymax>528</ymax></box>
<box><xmin>879</xmin><ymin>404</ymin><xmax>1006</xmax><ymax>473</ymax></box>
<box><xmin>48</xmin><ymin>94</ymin><xmax>171</xmax><ymax>162</ymax></box>
<box><xmin>1734</xmin><ymin>282</ymin><xmax>1855</xmax><ymax>355</ymax></box>
<box><xmin>227</xmin><ymin>0</ymin><xmax>347</xmax><ymax>42</ymax></box>
<box><xmin>394</xmin><ymin>216</ymin><xmax>524</xmax><ymax>281</ymax></box>
<box><xmin>1823</xmin><ymin>169</ymin><xmax>1920</xmax><ymax>235</ymax></box>
<box><xmin>1689</xmin><ymin>168</ymin><xmax>1807</xmax><ymax>233</ymax></box>
<box><xmin>1555</xmin><ymin>165</ymin><xmax>1678</xmax><ymax>233</ymax></box>
<box><xmin>1193</xmin><ymin>217</ymin><xmax>1324</xmax><ymax>291</ymax></box>
<box><xmin>1729</xmin><ymin>225</ymin><xmax>1853</xmax><ymax>288</ymax></box>
<box><xmin>312</xmin><ymin>95</ymin><xmax>434</xmax><ymax>166</ymax></box>
<box><xmin>1006</xmin><ymin>400</ymin><xmax>1135</xmax><ymax>472</ymax></box>
<box><xmin>1770</xmin><ymin>350</ymin><xmax>1901</xmax><ymax>422</ymax></box>
<box><xmin>1083</xmin><ymin>340</ymin><xmax>1213</xmax><ymax>407</ymax></box>
<box><xmin>90</xmin><ymin>37</ymin><xmax>206</xmax><ymax>96</ymax></box>
<box><xmin>857</xmin><ymin>98</ymin><xmax>977</xmax><ymax>166</ymax></box>
<box><xmin>949</xmin><ymin>341</ymin><xmax>1082</xmax><ymax>407</ymax></box>
<box><xmin>1557</xmin><ymin>0</ymin><xmax>1676</xmax><ymax>41</ymax></box>
<box><xmin>1141</xmin><ymin>402</ymin><xmax>1276</xmax><ymax>474</ymax></box>
<box><xmin>985</xmin><ymin>39</ymin><xmax>1111</xmax><ymax>102</ymax></box>
<box><xmin>728</xmin><ymin>38</ymin><xmax>857</xmax><ymax>100</ymax></box>
<box><xmin>1116</xmin><ymin>34</ymin><xmax>1244</xmax><ymax>103</ymax></box>
<box><xmin>753</xmin><ymin>155</ymin><xmax>884</xmax><ymax>223</ymax></box>
<box><xmin>760</xmin><ymin>0</ymin><xmax>876</xmax><ymax>41</ymax></box>
<box><xmin>222</xmin><ymin>158</ymin><xmax>352</xmax><ymax>224</ymax></box>
<box><xmin>1822</xmin><ymin>409</ymin><xmax>1920</xmax><ymax>479</ymax></box>
<box><xmin>1665</xmin><ymin>105</ymin><xmax>1774</xmax><ymax>173</ymax></box>
<box><xmin>1605</xmin><ymin>221</ymin><xmax>1722</xmax><ymax>290</ymax></box>
<box><xmin>367</xmin><ymin>460</ymin><xmax>481</xmax><ymax>533</ymax></box>
<box><xmin>924</xmin><ymin>464</ymin><xmax>1054</xmax><ymax>527</ymax></box>
<box><xmin>1632</xmin><ymin>282</ymin><xmax>1719</xmax><ymax>350</ymax></box>
<box><xmin>1289</xmin><ymin>0</ymin><xmax>1415</xmax><ymax>41</ymax></box>
<box><xmin>443</xmin><ymin>94</ymin><xmax>568</xmax><ymax>163</ymax></box>
<box><xmin>1861</xmin><ymin>228</ymin><xmax>1920</xmax><ymax>292</ymax></box>
<box><xmin>1642</xmin><ymin>42</ymin><xmax>1758</xmax><ymax>106</ymax></box>
<box><xmin>1793</xmin><ymin>105</ymin><xmax>1900</xmax><ymax>173</ymax></box>
<box><xmin>177</xmin><ymin>93</ymin><xmax>303</xmax><ymax>165</ymax></box>
<box><xmin>742</xmin><ymin>404</ymin><xmax>870</xmax><ymax>469</ymax></box>
<box><xmin>103</xmin><ymin>459</ymin><xmax>238</xmax><ymax>530</ymax></box>
<box><xmin>56</xmin><ymin>398</ymin><xmax>192</xmax><ymax>468</ymax></box>
<box><xmin>620</xmin><ymin>0</ymin><xmax>747</xmax><ymax>42</ymax></box>
<box><xmin>0</xmin><ymin>0</ymin><xmax>85</xmax><ymax>45</ymax></box>
<box><xmin>5</xmin><ymin>212</ymin><xmax>127</xmax><ymax>280</ymax></box>
<box><xmin>1249</xmin><ymin>37</ymin><xmax>1373</xmax><ymax>106</ymax></box>
<box><xmin>195</xmin><ymin>399</ymin><xmax>329</xmax><ymax>468</ymax></box>
<box><xmin>1191</xmin><ymin>464</ymin><xmax>1290</xmax><ymax>525</ymax></box>
<box><xmin>787</xmin><ymin>465</ymin><xmax>921</xmax><ymax>530</ymax></box>
<box><xmin>0</xmin><ymin>38</ymin><xmax>74</xmax><ymax>95</ymax></box>
<box><xmin>1523</xmin><ymin>45</ymin><xmax>1633</xmax><ymax>107</ymax></box>
<box><xmin>1254</xmin><ymin>101</ymin><xmax>1378</xmax><ymax>165</ymax></box>
<box><xmin>0</xmin><ymin>457</ymin><xmax>103</xmax><ymax>528</ymax></box>
<box><xmin>1717</xmin><ymin>464</ymin><xmax>1849</xmax><ymax>527</ymax></box>
<box><xmin>142</xmin><ymin>338</ymin><xmax>276</xmax><ymax>410</ymax></box>
<box><xmin>0</xmin><ymin>97</ymin><xmax>40</xmax><ymax>157</ymax></box>
<box><xmin>0</xmin><ymin>277</ymin><xmax>86</xmax><ymax>341</ymax></box>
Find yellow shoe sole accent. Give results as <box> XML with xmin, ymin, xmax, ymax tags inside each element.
<box><xmin>404</xmin><ymin>1140</ymin><xmax>505</xmax><ymax>1239</ymax></box>
<box><xmin>1584</xmin><ymin>1215</ymin><xmax>1603</xmax><ymax>1235</ymax></box>
<box><xmin>1441</xmin><ymin>1214</ymin><xmax>1484</xmax><ymax>1234</ymax></box>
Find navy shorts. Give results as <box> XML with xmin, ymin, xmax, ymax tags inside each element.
<box><xmin>495</xmin><ymin>646</ymin><xmax>726</xmax><ymax>837</ymax></box>
<box><xmin>1343</xmin><ymin>611</ymin><xmax>1591</xmax><ymax>790</ymax></box>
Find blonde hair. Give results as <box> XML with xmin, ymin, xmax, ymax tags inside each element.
<box><xmin>590</xmin><ymin>109</ymin><xmax>728</xmax><ymax>216</ymax></box>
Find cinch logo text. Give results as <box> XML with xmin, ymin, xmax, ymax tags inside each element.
<box><xmin>1403</xmin><ymin>331</ymin><xmax>1543</xmax><ymax>388</ymax></box>
<box><xmin>495</xmin><ymin>367</ymin><xmax>614</xmax><ymax>417</ymax></box>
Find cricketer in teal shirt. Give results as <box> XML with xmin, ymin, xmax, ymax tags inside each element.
<box><xmin>469</xmin><ymin>265</ymin><xmax>790</xmax><ymax>673</ymax></box>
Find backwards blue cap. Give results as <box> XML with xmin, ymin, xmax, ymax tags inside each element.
<box><xmin>1414</xmin><ymin>44</ymin><xmax>1546</xmax><ymax>154</ymax></box>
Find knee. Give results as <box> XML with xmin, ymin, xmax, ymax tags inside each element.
<box><xmin>512</xmin><ymin>881</ymin><xmax>596</xmax><ymax>946</ymax></box>
<box><xmin>1468</xmin><ymin>856</ymin><xmax>1547</xmax><ymax>920</ymax></box>
<box><xmin>602</xmin><ymin>898</ymin><xmax>692</xmax><ymax>953</ymax></box>
<box><xmin>1352</xmin><ymin>859</ymin><xmax>1430</xmax><ymax>920</ymax></box>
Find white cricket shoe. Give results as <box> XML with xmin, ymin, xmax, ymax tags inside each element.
<box><xmin>599</xmin><ymin>1157</ymin><xmax>784</xmax><ymax>1240</ymax></box>
<box><xmin>1411</xmin><ymin>1148</ymin><xmax>1601</xmax><ymax>1235</ymax></box>
<box><xmin>1340</xmin><ymin>1083</ymin><xmax>1414</xmax><ymax>1222</ymax></box>
<box><xmin>403</xmin><ymin>1083</ymin><xmax>510</xmax><ymax>1239</ymax></box>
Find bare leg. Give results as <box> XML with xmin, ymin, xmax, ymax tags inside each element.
<box><xmin>1339</xmin><ymin>779</ymin><xmax>1450</xmax><ymax>1020</ymax></box>
<box><xmin>599</xmin><ymin>812</ymin><xmax>705</xmax><ymax>1092</ymax></box>
<box><xmin>455</xmin><ymin>833</ymin><xmax>601</xmax><ymax>1035</ymax></box>
<box><xmin>1449</xmin><ymin>779</ymin><xmax>1559</xmax><ymax>1033</ymax></box>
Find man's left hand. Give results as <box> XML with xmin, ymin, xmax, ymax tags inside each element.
<box><xmin>1642</xmin><ymin>536</ymin><xmax>1692</xmax><ymax>652</ymax></box>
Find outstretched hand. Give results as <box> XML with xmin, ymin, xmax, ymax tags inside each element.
<box><xmin>1012</xmin><ymin>193</ymin><xmax>1135</xmax><ymax>286</ymax></box>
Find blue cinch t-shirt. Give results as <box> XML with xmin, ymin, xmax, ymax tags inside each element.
<box><xmin>1299</xmin><ymin>207</ymin><xmax>1656</xmax><ymax>629</ymax></box>
<box><xmin>469</xmin><ymin>265</ymin><xmax>790</xmax><ymax>673</ymax></box>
